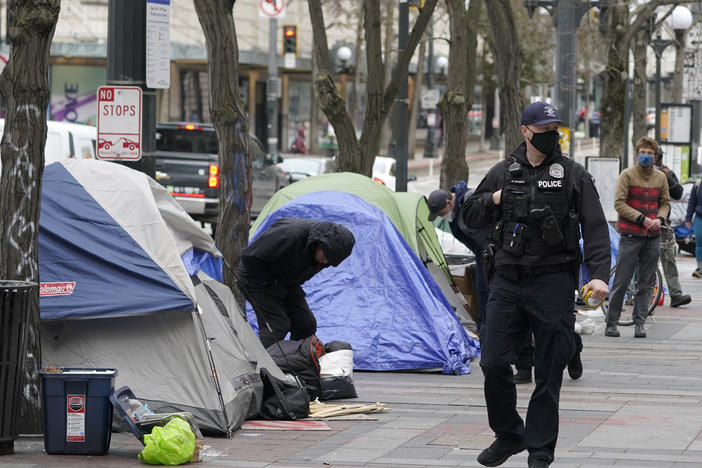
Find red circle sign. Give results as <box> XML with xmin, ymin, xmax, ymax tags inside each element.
<box><xmin>260</xmin><ymin>0</ymin><xmax>285</xmax><ymax>17</ymax></box>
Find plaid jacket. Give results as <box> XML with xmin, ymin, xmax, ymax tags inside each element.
<box><xmin>614</xmin><ymin>165</ymin><xmax>670</xmax><ymax>237</ymax></box>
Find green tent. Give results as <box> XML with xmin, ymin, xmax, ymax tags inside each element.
<box><xmin>250</xmin><ymin>172</ymin><xmax>451</xmax><ymax>279</ymax></box>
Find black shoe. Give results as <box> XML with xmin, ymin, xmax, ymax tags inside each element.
<box><xmin>605</xmin><ymin>324</ymin><xmax>620</xmax><ymax>337</ymax></box>
<box><xmin>514</xmin><ymin>368</ymin><xmax>532</xmax><ymax>384</ymax></box>
<box><xmin>568</xmin><ymin>352</ymin><xmax>583</xmax><ymax>380</ymax></box>
<box><xmin>528</xmin><ymin>458</ymin><xmax>550</xmax><ymax>468</ymax></box>
<box><xmin>670</xmin><ymin>294</ymin><xmax>692</xmax><ymax>307</ymax></box>
<box><xmin>635</xmin><ymin>324</ymin><xmax>647</xmax><ymax>338</ymax></box>
<box><xmin>693</xmin><ymin>269</ymin><xmax>702</xmax><ymax>279</ymax></box>
<box><xmin>477</xmin><ymin>437</ymin><xmax>526</xmax><ymax>467</ymax></box>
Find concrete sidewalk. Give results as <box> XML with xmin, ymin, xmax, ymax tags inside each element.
<box><xmin>3</xmin><ymin>257</ymin><xmax>702</xmax><ymax>468</ymax></box>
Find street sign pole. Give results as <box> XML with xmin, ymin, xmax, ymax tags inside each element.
<box><xmin>267</xmin><ymin>17</ymin><xmax>279</xmax><ymax>156</ymax></box>
<box><xmin>395</xmin><ymin>0</ymin><xmax>409</xmax><ymax>192</ymax></box>
<box><xmin>107</xmin><ymin>0</ymin><xmax>156</xmax><ymax>176</ymax></box>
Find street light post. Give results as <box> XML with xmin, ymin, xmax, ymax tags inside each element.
<box><xmin>423</xmin><ymin>19</ymin><xmax>437</xmax><ymax>159</ymax></box>
<box><xmin>651</xmin><ymin>5</ymin><xmax>692</xmax><ymax>142</ymax></box>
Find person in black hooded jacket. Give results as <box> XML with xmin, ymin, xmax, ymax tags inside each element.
<box><xmin>236</xmin><ymin>218</ymin><xmax>355</xmax><ymax>348</ymax></box>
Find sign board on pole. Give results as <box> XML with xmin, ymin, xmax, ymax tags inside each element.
<box><xmin>420</xmin><ymin>89</ymin><xmax>440</xmax><ymax>109</ymax></box>
<box><xmin>660</xmin><ymin>143</ymin><xmax>691</xmax><ymax>181</ymax></box>
<box><xmin>96</xmin><ymin>86</ymin><xmax>143</xmax><ymax>161</ymax></box>
<box><xmin>146</xmin><ymin>0</ymin><xmax>171</xmax><ymax>89</ymax></box>
<box><xmin>586</xmin><ymin>157</ymin><xmax>621</xmax><ymax>222</ymax></box>
<box><xmin>660</xmin><ymin>104</ymin><xmax>693</xmax><ymax>145</ymax></box>
<box><xmin>259</xmin><ymin>0</ymin><xmax>285</xmax><ymax>18</ymax></box>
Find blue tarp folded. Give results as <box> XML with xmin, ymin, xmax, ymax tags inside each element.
<box><xmin>247</xmin><ymin>191</ymin><xmax>480</xmax><ymax>374</ymax></box>
<box><xmin>39</xmin><ymin>163</ymin><xmax>193</xmax><ymax>320</ymax></box>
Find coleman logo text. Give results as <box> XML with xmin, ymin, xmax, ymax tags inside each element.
<box><xmin>40</xmin><ymin>282</ymin><xmax>76</xmax><ymax>296</ymax></box>
<box><xmin>538</xmin><ymin>180</ymin><xmax>562</xmax><ymax>189</ymax></box>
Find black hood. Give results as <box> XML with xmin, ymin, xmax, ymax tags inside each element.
<box><xmin>308</xmin><ymin>221</ymin><xmax>355</xmax><ymax>267</ymax></box>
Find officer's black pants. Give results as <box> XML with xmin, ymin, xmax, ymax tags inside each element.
<box><xmin>240</xmin><ymin>279</ymin><xmax>317</xmax><ymax>348</ymax></box>
<box><xmin>480</xmin><ymin>272</ymin><xmax>577</xmax><ymax>464</ymax></box>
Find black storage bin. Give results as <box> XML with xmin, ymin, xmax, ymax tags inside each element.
<box><xmin>40</xmin><ymin>368</ymin><xmax>117</xmax><ymax>455</ymax></box>
<box><xmin>0</xmin><ymin>280</ymin><xmax>36</xmax><ymax>456</ymax></box>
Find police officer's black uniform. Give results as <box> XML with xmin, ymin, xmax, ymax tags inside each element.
<box><xmin>463</xmin><ymin>141</ymin><xmax>610</xmax><ymax>465</ymax></box>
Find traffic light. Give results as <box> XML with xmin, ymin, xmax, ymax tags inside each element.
<box><xmin>282</xmin><ymin>25</ymin><xmax>297</xmax><ymax>55</ymax></box>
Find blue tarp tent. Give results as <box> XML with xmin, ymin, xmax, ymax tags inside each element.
<box><xmin>248</xmin><ymin>191</ymin><xmax>480</xmax><ymax>375</ymax></box>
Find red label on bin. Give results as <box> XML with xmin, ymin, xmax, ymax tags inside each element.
<box><xmin>66</xmin><ymin>394</ymin><xmax>85</xmax><ymax>442</ymax></box>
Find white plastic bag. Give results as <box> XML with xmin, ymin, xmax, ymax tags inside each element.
<box><xmin>319</xmin><ymin>350</ymin><xmax>354</xmax><ymax>378</ymax></box>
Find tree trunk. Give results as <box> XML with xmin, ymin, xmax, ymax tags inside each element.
<box><xmin>193</xmin><ymin>0</ymin><xmax>250</xmax><ymax>303</ymax></box>
<box><xmin>599</xmin><ymin>2</ymin><xmax>629</xmax><ymax>161</ymax></box>
<box><xmin>486</xmin><ymin>0</ymin><xmax>522</xmax><ymax>157</ymax></box>
<box><xmin>349</xmin><ymin>2</ymin><xmax>365</xmax><ymax>134</ymax></box>
<box><xmin>0</xmin><ymin>0</ymin><xmax>60</xmax><ymax>433</ymax></box>
<box><xmin>309</xmin><ymin>50</ymin><xmax>321</xmax><ymax>155</ymax></box>
<box><xmin>672</xmin><ymin>34</ymin><xmax>686</xmax><ymax>103</ymax></box>
<box><xmin>408</xmin><ymin>36</ymin><xmax>426</xmax><ymax>160</ymax></box>
<box><xmin>308</xmin><ymin>0</ymin><xmax>437</xmax><ymax>176</ymax></box>
<box><xmin>438</xmin><ymin>0</ymin><xmax>482</xmax><ymax>190</ymax></box>
<box><xmin>631</xmin><ymin>28</ymin><xmax>648</xmax><ymax>146</ymax></box>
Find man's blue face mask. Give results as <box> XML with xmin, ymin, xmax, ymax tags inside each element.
<box><xmin>638</xmin><ymin>153</ymin><xmax>654</xmax><ymax>167</ymax></box>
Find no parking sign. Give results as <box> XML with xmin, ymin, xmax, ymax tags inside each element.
<box><xmin>96</xmin><ymin>86</ymin><xmax>142</xmax><ymax>161</ymax></box>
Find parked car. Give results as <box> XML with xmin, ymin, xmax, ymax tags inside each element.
<box><xmin>0</xmin><ymin>119</ymin><xmax>96</xmax><ymax>171</ymax></box>
<box><xmin>276</xmin><ymin>156</ymin><xmax>336</xmax><ymax>183</ymax></box>
<box><xmin>153</xmin><ymin>123</ymin><xmax>285</xmax><ymax>224</ymax></box>
<box><xmin>372</xmin><ymin>156</ymin><xmax>417</xmax><ymax>191</ymax></box>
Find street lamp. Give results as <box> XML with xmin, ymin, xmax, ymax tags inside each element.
<box><xmin>651</xmin><ymin>5</ymin><xmax>692</xmax><ymax>142</ymax></box>
<box><xmin>436</xmin><ymin>56</ymin><xmax>448</xmax><ymax>76</ymax></box>
<box><xmin>336</xmin><ymin>46</ymin><xmax>352</xmax><ymax>73</ymax></box>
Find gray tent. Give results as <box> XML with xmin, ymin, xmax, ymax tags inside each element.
<box><xmin>39</xmin><ymin>159</ymin><xmax>286</xmax><ymax>435</ymax></box>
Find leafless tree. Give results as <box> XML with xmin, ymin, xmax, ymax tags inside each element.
<box><xmin>193</xmin><ymin>0</ymin><xmax>250</xmax><ymax>300</ymax></box>
<box><xmin>308</xmin><ymin>0</ymin><xmax>438</xmax><ymax>176</ymax></box>
<box><xmin>0</xmin><ymin>0</ymin><xmax>61</xmax><ymax>432</ymax></box>
<box><xmin>437</xmin><ymin>0</ymin><xmax>482</xmax><ymax>190</ymax></box>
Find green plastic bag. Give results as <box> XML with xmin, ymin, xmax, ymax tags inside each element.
<box><xmin>138</xmin><ymin>417</ymin><xmax>195</xmax><ymax>465</ymax></box>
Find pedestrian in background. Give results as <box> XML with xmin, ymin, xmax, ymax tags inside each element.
<box><xmin>606</xmin><ymin>137</ymin><xmax>670</xmax><ymax>339</ymax></box>
<box><xmin>464</xmin><ymin>101</ymin><xmax>610</xmax><ymax>468</ymax></box>
<box><xmin>684</xmin><ymin>180</ymin><xmax>702</xmax><ymax>278</ymax></box>
<box><xmin>654</xmin><ymin>149</ymin><xmax>691</xmax><ymax>306</ymax></box>
<box><xmin>427</xmin><ymin>183</ymin><xmax>489</xmax><ymax>333</ymax></box>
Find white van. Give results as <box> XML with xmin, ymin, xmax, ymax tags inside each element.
<box><xmin>0</xmin><ymin>119</ymin><xmax>97</xmax><ymax>165</ymax></box>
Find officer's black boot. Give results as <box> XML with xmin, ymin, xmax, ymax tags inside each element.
<box><xmin>514</xmin><ymin>367</ymin><xmax>532</xmax><ymax>384</ymax></box>
<box><xmin>477</xmin><ymin>436</ymin><xmax>526</xmax><ymax>467</ymax></box>
<box><xmin>567</xmin><ymin>351</ymin><xmax>583</xmax><ymax>380</ymax></box>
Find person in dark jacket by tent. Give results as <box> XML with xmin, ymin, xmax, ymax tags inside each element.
<box><xmin>236</xmin><ymin>218</ymin><xmax>355</xmax><ymax>348</ymax></box>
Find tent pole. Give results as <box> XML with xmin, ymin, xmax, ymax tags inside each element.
<box><xmin>195</xmin><ymin>305</ymin><xmax>232</xmax><ymax>437</ymax></box>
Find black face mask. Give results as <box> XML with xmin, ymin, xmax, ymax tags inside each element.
<box><xmin>529</xmin><ymin>130</ymin><xmax>559</xmax><ymax>156</ymax></box>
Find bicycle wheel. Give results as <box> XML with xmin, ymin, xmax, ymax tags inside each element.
<box><xmin>600</xmin><ymin>266</ymin><xmax>662</xmax><ymax>326</ymax></box>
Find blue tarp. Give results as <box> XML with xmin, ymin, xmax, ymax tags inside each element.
<box><xmin>247</xmin><ymin>191</ymin><xmax>480</xmax><ymax>374</ymax></box>
<box><xmin>39</xmin><ymin>163</ymin><xmax>194</xmax><ymax>320</ymax></box>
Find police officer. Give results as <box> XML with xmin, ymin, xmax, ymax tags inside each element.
<box><xmin>463</xmin><ymin>102</ymin><xmax>611</xmax><ymax>468</ymax></box>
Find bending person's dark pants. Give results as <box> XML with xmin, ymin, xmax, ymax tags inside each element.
<box><xmin>240</xmin><ymin>279</ymin><xmax>317</xmax><ymax>348</ymax></box>
<box><xmin>480</xmin><ymin>272</ymin><xmax>577</xmax><ymax>464</ymax></box>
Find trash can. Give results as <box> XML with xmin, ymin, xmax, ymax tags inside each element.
<box><xmin>0</xmin><ymin>280</ymin><xmax>36</xmax><ymax>456</ymax></box>
<box><xmin>40</xmin><ymin>368</ymin><xmax>117</xmax><ymax>455</ymax></box>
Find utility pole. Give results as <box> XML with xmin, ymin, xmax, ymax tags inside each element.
<box><xmin>267</xmin><ymin>18</ymin><xmax>280</xmax><ymax>156</ymax></box>
<box><xmin>107</xmin><ymin>0</ymin><xmax>156</xmax><ymax>177</ymax></box>
<box><xmin>554</xmin><ymin>0</ymin><xmax>579</xmax><ymax>157</ymax></box>
<box><xmin>395</xmin><ymin>0</ymin><xmax>409</xmax><ymax>192</ymax></box>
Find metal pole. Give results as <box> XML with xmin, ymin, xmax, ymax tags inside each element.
<box><xmin>423</xmin><ymin>19</ymin><xmax>436</xmax><ymax>159</ymax></box>
<box><xmin>655</xmin><ymin>40</ymin><xmax>663</xmax><ymax>143</ymax></box>
<box><xmin>267</xmin><ymin>18</ymin><xmax>279</xmax><ymax>156</ymax></box>
<box><xmin>395</xmin><ymin>0</ymin><xmax>409</xmax><ymax>192</ymax></box>
<box><xmin>107</xmin><ymin>0</ymin><xmax>155</xmax><ymax>177</ymax></box>
<box><xmin>554</xmin><ymin>0</ymin><xmax>577</xmax><ymax>158</ymax></box>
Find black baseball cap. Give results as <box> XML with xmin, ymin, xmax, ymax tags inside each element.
<box><xmin>521</xmin><ymin>101</ymin><xmax>567</xmax><ymax>127</ymax></box>
<box><xmin>427</xmin><ymin>189</ymin><xmax>450</xmax><ymax>221</ymax></box>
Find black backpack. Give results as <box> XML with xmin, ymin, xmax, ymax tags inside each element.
<box><xmin>259</xmin><ymin>367</ymin><xmax>310</xmax><ymax>420</ymax></box>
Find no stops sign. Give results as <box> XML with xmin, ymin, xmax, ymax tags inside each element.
<box><xmin>96</xmin><ymin>86</ymin><xmax>142</xmax><ymax>161</ymax></box>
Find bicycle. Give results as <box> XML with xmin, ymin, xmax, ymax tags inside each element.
<box><xmin>599</xmin><ymin>264</ymin><xmax>663</xmax><ymax>326</ymax></box>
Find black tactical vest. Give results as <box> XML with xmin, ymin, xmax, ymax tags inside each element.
<box><xmin>495</xmin><ymin>155</ymin><xmax>580</xmax><ymax>267</ymax></box>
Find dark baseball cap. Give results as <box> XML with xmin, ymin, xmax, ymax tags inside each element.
<box><xmin>427</xmin><ymin>189</ymin><xmax>450</xmax><ymax>221</ymax></box>
<box><xmin>521</xmin><ymin>101</ymin><xmax>567</xmax><ymax>127</ymax></box>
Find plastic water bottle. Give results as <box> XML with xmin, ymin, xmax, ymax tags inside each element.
<box><xmin>126</xmin><ymin>398</ymin><xmax>153</xmax><ymax>422</ymax></box>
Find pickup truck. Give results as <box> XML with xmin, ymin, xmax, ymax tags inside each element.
<box><xmin>154</xmin><ymin>122</ymin><xmax>286</xmax><ymax>224</ymax></box>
